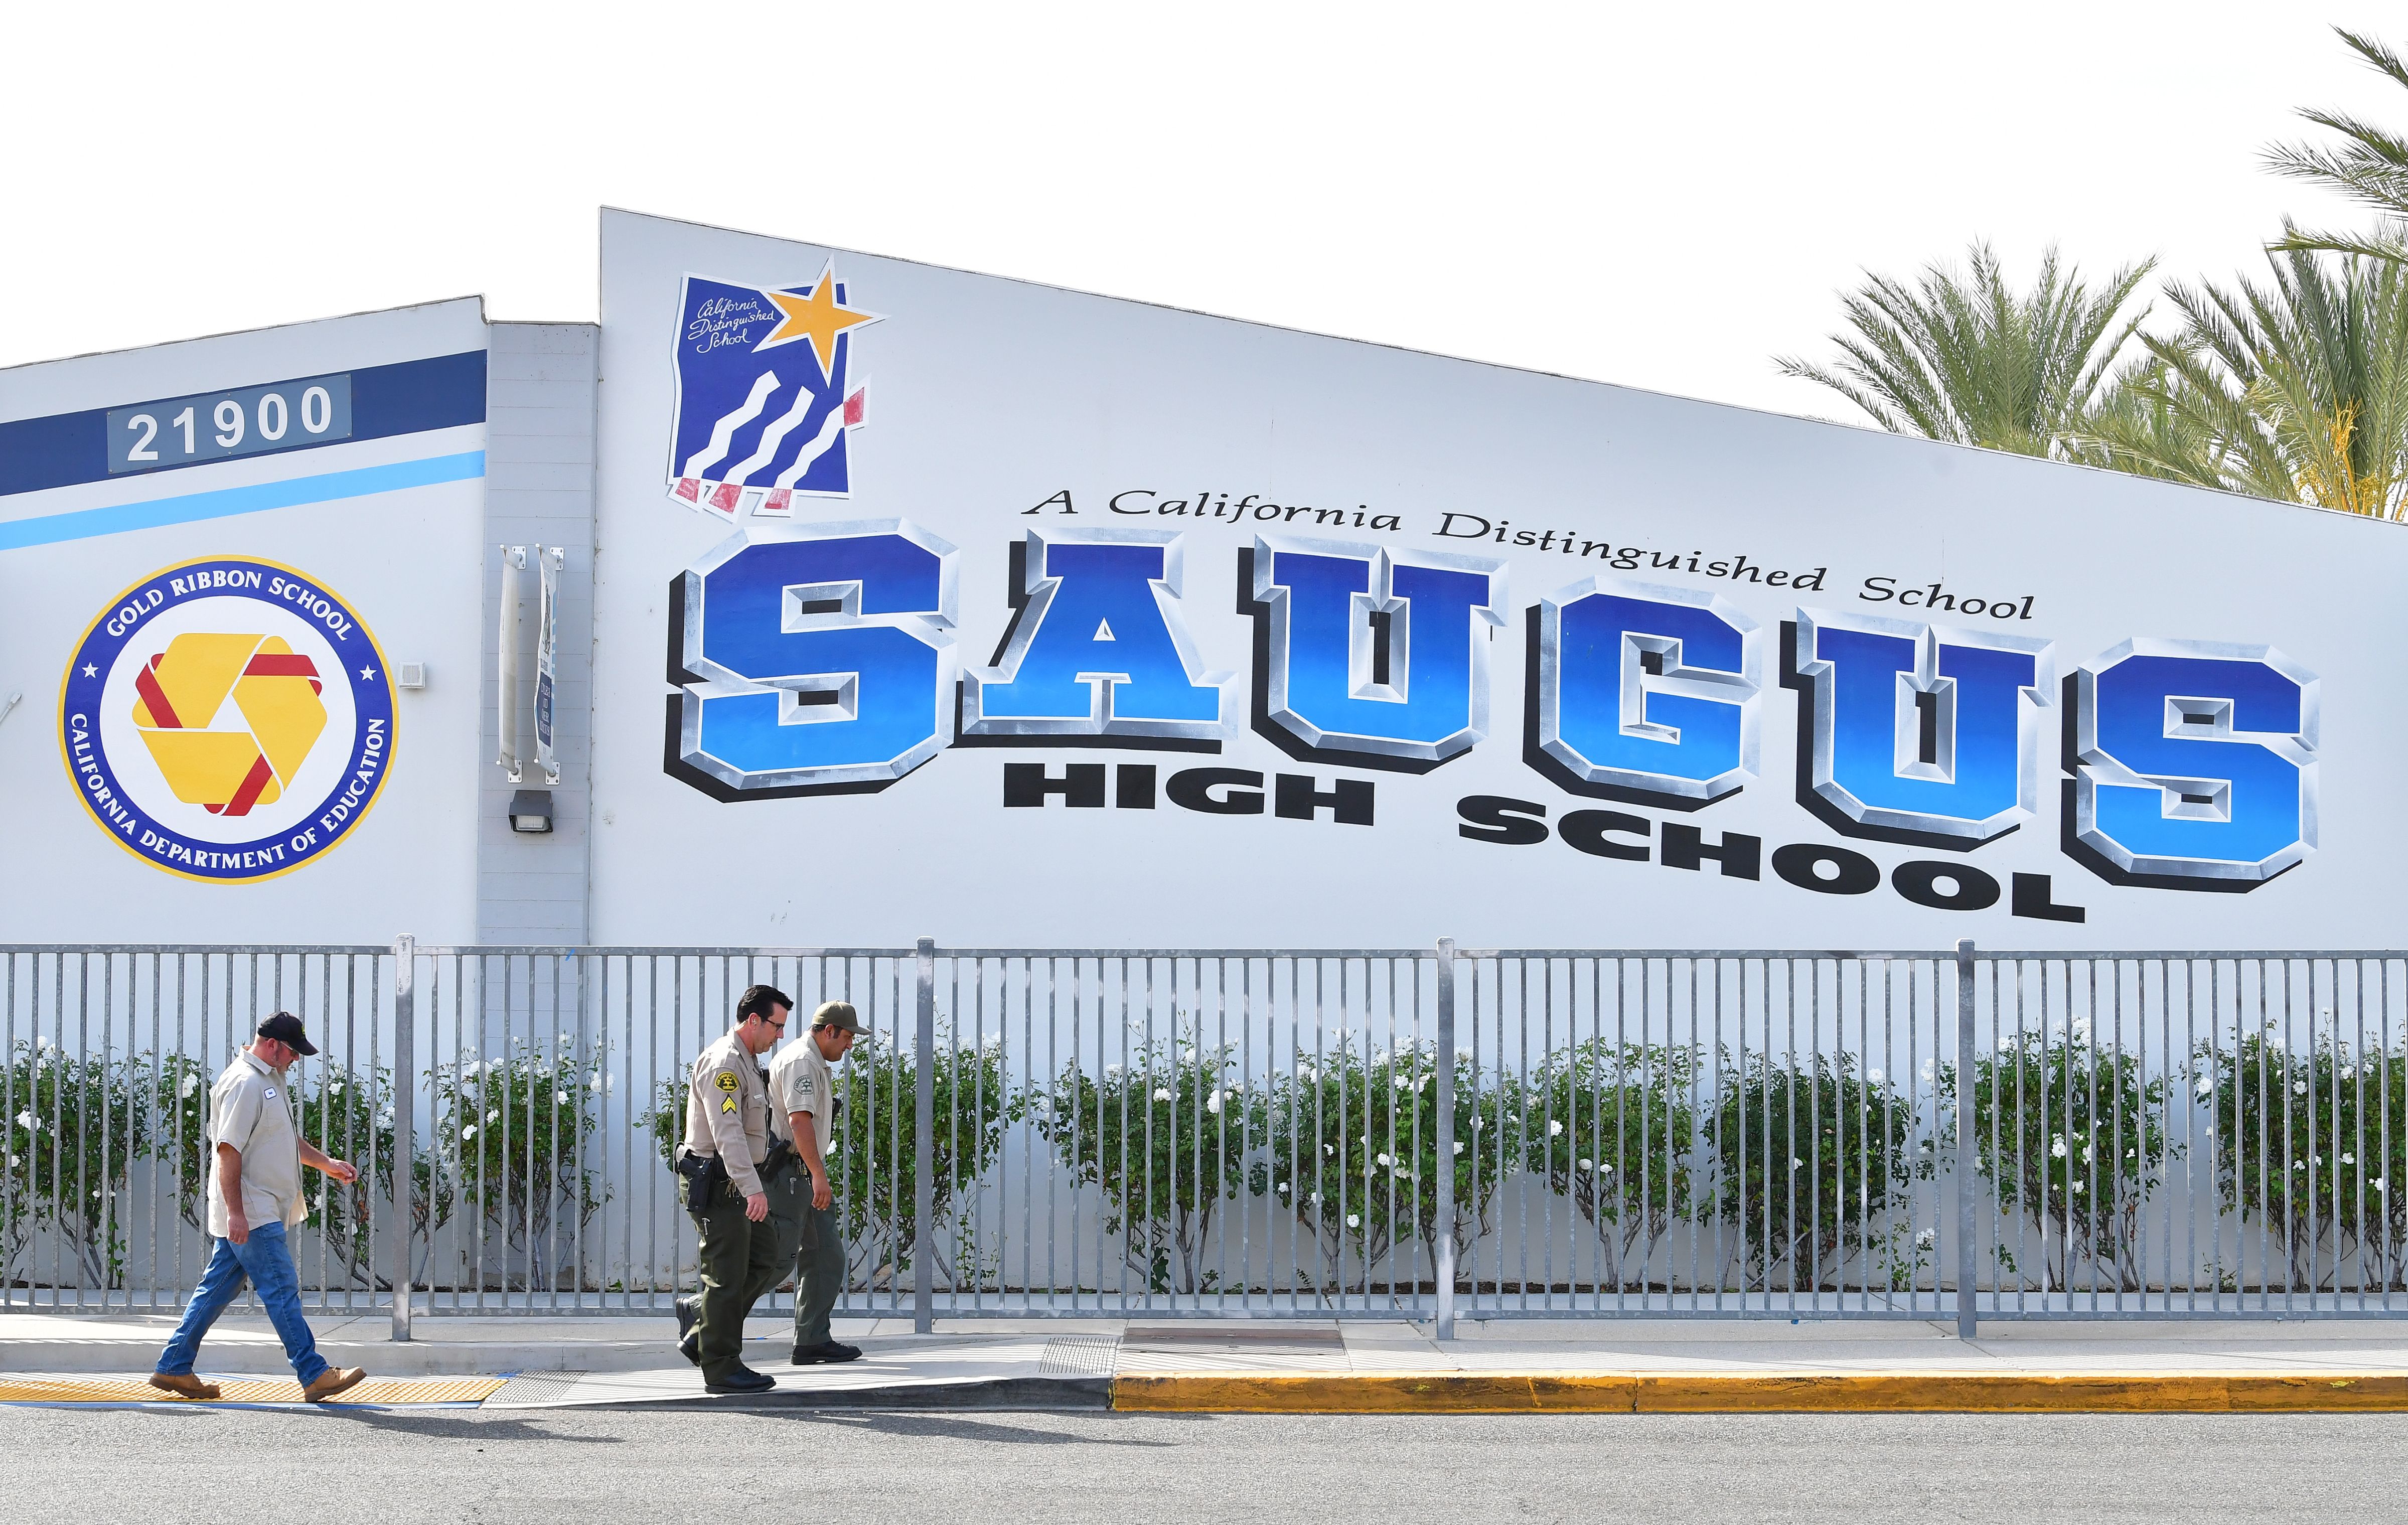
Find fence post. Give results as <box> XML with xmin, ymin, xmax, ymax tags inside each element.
<box><xmin>1434</xmin><ymin>938</ymin><xmax>1457</xmax><ymax>1340</ymax></box>
<box><xmin>390</xmin><ymin>935</ymin><xmax>415</xmax><ymax>1343</ymax></box>
<box><xmin>913</xmin><ymin>937</ymin><xmax>936</xmax><ymax>1335</ymax></box>
<box><xmin>1954</xmin><ymin>937</ymin><xmax>1977</xmax><ymax>1341</ymax></box>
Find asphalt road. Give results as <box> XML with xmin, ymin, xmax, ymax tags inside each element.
<box><xmin>6</xmin><ymin>1405</ymin><xmax>2403</xmax><ymax>1521</ymax></box>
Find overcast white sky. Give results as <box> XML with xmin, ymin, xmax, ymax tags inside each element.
<box><xmin>1</xmin><ymin>3</ymin><xmax>2393</xmax><ymax>425</ymax></box>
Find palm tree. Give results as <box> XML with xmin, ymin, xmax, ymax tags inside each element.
<box><xmin>2079</xmin><ymin>249</ymin><xmax>2408</xmax><ymax>519</ymax></box>
<box><xmin>2268</xmin><ymin>30</ymin><xmax>2408</xmax><ymax>262</ymax></box>
<box><xmin>1776</xmin><ymin>241</ymin><xmax>2154</xmax><ymax>458</ymax></box>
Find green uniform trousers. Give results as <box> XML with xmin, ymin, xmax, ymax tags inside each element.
<box><xmin>789</xmin><ymin>1182</ymin><xmax>844</xmax><ymax>1349</ymax></box>
<box><xmin>760</xmin><ymin>1167</ymin><xmax>809</xmax><ymax>1301</ymax></box>
<box><xmin>680</xmin><ymin>1171</ymin><xmax>787</xmax><ymax>1382</ymax></box>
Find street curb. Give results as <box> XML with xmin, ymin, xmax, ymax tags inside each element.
<box><xmin>1110</xmin><ymin>1371</ymin><xmax>2408</xmax><ymax>1414</ymax></box>
<box><xmin>627</xmin><ymin>1376</ymin><xmax>1113</xmax><ymax>1411</ymax></box>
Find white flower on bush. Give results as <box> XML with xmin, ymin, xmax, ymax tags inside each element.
<box><xmin>2070</xmin><ymin>1180</ymin><xmax>2085</xmax><ymax>1194</ymax></box>
<box><xmin>1152</xmin><ymin>1089</ymin><xmax>1172</xmax><ymax>1103</ymax></box>
<box><xmin>1277</xmin><ymin>1181</ymin><xmax>1290</xmax><ymax>1194</ymax></box>
<box><xmin>1346</xmin><ymin>1213</ymin><xmax>1361</xmax><ymax>1228</ymax></box>
<box><xmin>1323</xmin><ymin>1144</ymin><xmax>1335</xmax><ymax>1156</ymax></box>
<box><xmin>555</xmin><ymin>1090</ymin><xmax>571</xmax><ymax>1106</ymax></box>
<box><xmin>2296</xmin><ymin>1081</ymin><xmax>2310</xmax><ymax>1095</ymax></box>
<box><xmin>2375</xmin><ymin>1179</ymin><xmax>2389</xmax><ymax>1194</ymax></box>
<box><xmin>2343</xmin><ymin>1153</ymin><xmax>2356</xmax><ymax>1165</ymax></box>
<box><xmin>180</xmin><ymin>1073</ymin><xmax>201</xmax><ymax>1099</ymax></box>
<box><xmin>462</xmin><ymin>1125</ymin><xmax>478</xmax><ymax>1139</ymax></box>
<box><xmin>2196</xmin><ymin>1075</ymin><xmax>2215</xmax><ymax>1099</ymax></box>
<box><xmin>1916</xmin><ymin>1229</ymin><xmax>1936</xmax><ymax>1250</ymax></box>
<box><xmin>487</xmin><ymin>1108</ymin><xmax>501</xmax><ymax>1123</ymax></box>
<box><xmin>2071</xmin><ymin>1019</ymin><xmax>2091</xmax><ymax>1044</ymax></box>
<box><xmin>1376</xmin><ymin>1152</ymin><xmax>1392</xmax><ymax>1168</ymax></box>
<box><xmin>2050</xmin><ymin>1136</ymin><xmax>2067</xmax><ymax>1159</ymax></box>
<box><xmin>1578</xmin><ymin>1158</ymin><xmax>1593</xmax><ymax>1172</ymax></box>
<box><xmin>1548</xmin><ymin>1120</ymin><xmax>1564</xmax><ymax>1137</ymax></box>
<box><xmin>15</xmin><ymin>1112</ymin><xmax>39</xmax><ymax>1133</ymax></box>
<box><xmin>1205</xmin><ymin>1091</ymin><xmax>1224</xmax><ymax>1115</ymax></box>
<box><xmin>1791</xmin><ymin>1156</ymin><xmax>1805</xmax><ymax>1171</ymax></box>
<box><xmin>1453</xmin><ymin>1142</ymin><xmax>1466</xmax><ymax>1155</ymax></box>
<box><xmin>1866</xmin><ymin>1068</ymin><xmax>1883</xmax><ymax>1085</ymax></box>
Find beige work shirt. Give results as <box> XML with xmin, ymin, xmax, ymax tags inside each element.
<box><xmin>205</xmin><ymin>1050</ymin><xmax>306</xmax><ymax>1237</ymax></box>
<box><xmin>683</xmin><ymin>1030</ymin><xmax>771</xmax><ymax>1197</ymax></box>
<box><xmin>767</xmin><ymin>1033</ymin><xmax>836</xmax><ymax>1158</ymax></box>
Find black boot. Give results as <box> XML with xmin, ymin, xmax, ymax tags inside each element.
<box><xmin>675</xmin><ymin>1298</ymin><xmax>700</xmax><ymax>1367</ymax></box>
<box><xmin>705</xmin><ymin>1363</ymin><xmax>777</xmax><ymax>1394</ymax></box>
<box><xmin>792</xmin><ymin>1340</ymin><xmax>863</xmax><ymax>1364</ymax></box>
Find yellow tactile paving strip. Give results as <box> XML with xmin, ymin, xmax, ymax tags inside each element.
<box><xmin>0</xmin><ymin>1375</ymin><xmax>505</xmax><ymax>1406</ymax></box>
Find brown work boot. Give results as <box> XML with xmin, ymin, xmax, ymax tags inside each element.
<box><xmin>302</xmin><ymin>1366</ymin><xmax>368</xmax><ymax>1403</ymax></box>
<box><xmin>147</xmin><ymin>1373</ymin><xmax>222</xmax><ymax>1400</ymax></box>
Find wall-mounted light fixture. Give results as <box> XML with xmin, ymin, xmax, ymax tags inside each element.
<box><xmin>508</xmin><ymin>788</ymin><xmax>555</xmax><ymax>834</ymax></box>
<box><xmin>398</xmin><ymin>663</ymin><xmax>427</xmax><ymax>690</ymax></box>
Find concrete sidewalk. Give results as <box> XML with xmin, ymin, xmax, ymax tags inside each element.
<box><xmin>7</xmin><ymin>1311</ymin><xmax>2408</xmax><ymax>1411</ymax></box>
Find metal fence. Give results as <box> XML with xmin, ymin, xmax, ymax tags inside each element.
<box><xmin>5</xmin><ymin>940</ymin><xmax>2405</xmax><ymax>1335</ymax></box>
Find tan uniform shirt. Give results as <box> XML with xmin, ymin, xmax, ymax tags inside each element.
<box><xmin>206</xmin><ymin>1050</ymin><xmax>306</xmax><ymax>1237</ymax></box>
<box><xmin>767</xmin><ymin>1033</ymin><xmax>836</xmax><ymax>1158</ymax></box>
<box><xmin>684</xmin><ymin>1030</ymin><xmax>771</xmax><ymax>1197</ymax></box>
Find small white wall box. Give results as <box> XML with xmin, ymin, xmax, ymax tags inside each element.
<box><xmin>397</xmin><ymin>663</ymin><xmax>427</xmax><ymax>689</ymax></box>
<box><xmin>509</xmin><ymin>789</ymin><xmax>555</xmax><ymax>834</ymax></box>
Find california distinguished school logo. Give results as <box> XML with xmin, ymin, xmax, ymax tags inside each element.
<box><xmin>59</xmin><ymin>557</ymin><xmax>396</xmax><ymax>883</ymax></box>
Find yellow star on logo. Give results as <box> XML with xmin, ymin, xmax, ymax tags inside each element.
<box><xmin>761</xmin><ymin>263</ymin><xmax>881</xmax><ymax>380</ymax></box>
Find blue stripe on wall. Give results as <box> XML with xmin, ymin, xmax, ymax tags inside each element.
<box><xmin>0</xmin><ymin>349</ymin><xmax>488</xmax><ymax>498</ymax></box>
<box><xmin>0</xmin><ymin>450</ymin><xmax>487</xmax><ymax>551</ymax></box>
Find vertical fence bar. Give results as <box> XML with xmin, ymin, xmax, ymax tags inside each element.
<box><xmin>1434</xmin><ymin>938</ymin><xmax>1457</xmax><ymax>1339</ymax></box>
<box><xmin>1955</xmin><ymin>939</ymin><xmax>1978</xmax><ymax>1339</ymax></box>
<box><xmin>913</xmin><ymin>938</ymin><xmax>936</xmax><ymax>1334</ymax></box>
<box><xmin>390</xmin><ymin>936</ymin><xmax>415</xmax><ymax>1341</ymax></box>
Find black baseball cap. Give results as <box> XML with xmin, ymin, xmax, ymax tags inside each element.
<box><xmin>256</xmin><ymin>1012</ymin><xmax>318</xmax><ymax>1056</ymax></box>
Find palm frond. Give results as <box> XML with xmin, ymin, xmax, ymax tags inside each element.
<box><xmin>2266</xmin><ymin>30</ymin><xmax>2408</xmax><ymax>258</ymax></box>
<box><xmin>1778</xmin><ymin>240</ymin><xmax>2154</xmax><ymax>460</ymax></box>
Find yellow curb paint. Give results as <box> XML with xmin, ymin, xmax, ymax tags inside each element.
<box><xmin>0</xmin><ymin>1376</ymin><xmax>506</xmax><ymax>1406</ymax></box>
<box><xmin>1114</xmin><ymin>1374</ymin><xmax>1636</xmax><ymax>1414</ymax></box>
<box><xmin>1111</xmin><ymin>1371</ymin><xmax>2408</xmax><ymax>1415</ymax></box>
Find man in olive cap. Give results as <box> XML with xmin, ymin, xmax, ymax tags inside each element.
<box><xmin>150</xmin><ymin>1012</ymin><xmax>368</xmax><ymax>1403</ymax></box>
<box><xmin>768</xmin><ymin>999</ymin><xmax>862</xmax><ymax>1364</ymax></box>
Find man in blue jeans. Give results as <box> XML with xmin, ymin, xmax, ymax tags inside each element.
<box><xmin>150</xmin><ymin>1012</ymin><xmax>368</xmax><ymax>1403</ymax></box>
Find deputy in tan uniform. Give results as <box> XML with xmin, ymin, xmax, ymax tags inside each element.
<box><xmin>672</xmin><ymin>984</ymin><xmax>789</xmax><ymax>1393</ymax></box>
<box><xmin>767</xmin><ymin>999</ymin><xmax>862</xmax><ymax>1364</ymax></box>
